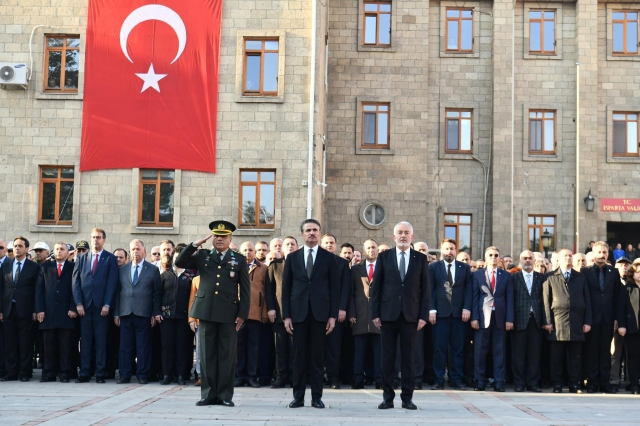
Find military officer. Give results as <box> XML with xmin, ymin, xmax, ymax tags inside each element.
<box><xmin>175</xmin><ymin>220</ymin><xmax>250</xmax><ymax>407</ymax></box>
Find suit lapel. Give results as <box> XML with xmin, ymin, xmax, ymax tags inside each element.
<box><xmin>136</xmin><ymin>262</ymin><xmax>149</xmax><ymax>284</ymax></box>
<box><xmin>310</xmin><ymin>248</ymin><xmax>324</xmax><ymax>279</ymax></box>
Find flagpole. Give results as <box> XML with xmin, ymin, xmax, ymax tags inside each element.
<box><xmin>306</xmin><ymin>0</ymin><xmax>317</xmax><ymax>219</ymax></box>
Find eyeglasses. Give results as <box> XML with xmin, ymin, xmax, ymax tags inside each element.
<box><xmin>487</xmin><ymin>254</ymin><xmax>500</xmax><ymax>257</ymax></box>
<box><xmin>152</xmin><ymin>253</ymin><xmax>160</xmax><ymax>256</ymax></box>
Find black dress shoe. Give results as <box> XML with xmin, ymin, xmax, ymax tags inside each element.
<box><xmin>270</xmin><ymin>378</ymin><xmax>285</xmax><ymax>389</ymax></box>
<box><xmin>96</xmin><ymin>377</ymin><xmax>105</xmax><ymax>383</ymax></box>
<box><xmin>631</xmin><ymin>386</ymin><xmax>640</xmax><ymax>395</ymax></box>
<box><xmin>601</xmin><ymin>386</ymin><xmax>617</xmax><ymax>394</ymax></box>
<box><xmin>553</xmin><ymin>386</ymin><xmax>562</xmax><ymax>393</ymax></box>
<box><xmin>527</xmin><ymin>386</ymin><xmax>542</xmax><ymax>393</ymax></box>
<box><xmin>248</xmin><ymin>378</ymin><xmax>260</xmax><ymax>388</ymax></box>
<box><xmin>221</xmin><ymin>400</ymin><xmax>235</xmax><ymax>407</ymax></box>
<box><xmin>474</xmin><ymin>386</ymin><xmax>485</xmax><ymax>391</ymax></box>
<box><xmin>610</xmin><ymin>384</ymin><xmax>619</xmax><ymax>393</ymax></box>
<box><xmin>375</xmin><ymin>383</ymin><xmax>382</xmax><ymax>389</ymax></box>
<box><xmin>288</xmin><ymin>398</ymin><xmax>304</xmax><ymax>408</ymax></box>
<box><xmin>329</xmin><ymin>379</ymin><xmax>341</xmax><ymax>389</ymax></box>
<box><xmin>117</xmin><ymin>377</ymin><xmax>131</xmax><ymax>384</ymax></box>
<box><xmin>234</xmin><ymin>378</ymin><xmax>245</xmax><ymax>387</ymax></box>
<box><xmin>378</xmin><ymin>400</ymin><xmax>394</xmax><ymax>409</ymax></box>
<box><xmin>19</xmin><ymin>376</ymin><xmax>30</xmax><ymax>382</ymax></box>
<box><xmin>431</xmin><ymin>383</ymin><xmax>444</xmax><ymax>390</ymax></box>
<box><xmin>569</xmin><ymin>386</ymin><xmax>582</xmax><ymax>394</ymax></box>
<box><xmin>138</xmin><ymin>378</ymin><xmax>148</xmax><ymax>384</ymax></box>
<box><xmin>494</xmin><ymin>385</ymin><xmax>505</xmax><ymax>392</ymax></box>
<box><xmin>177</xmin><ymin>376</ymin><xmax>186</xmax><ymax>386</ymax></box>
<box><xmin>514</xmin><ymin>385</ymin><xmax>524</xmax><ymax>392</ymax></box>
<box><xmin>402</xmin><ymin>400</ymin><xmax>418</xmax><ymax>410</ymax></box>
<box><xmin>60</xmin><ymin>374</ymin><xmax>70</xmax><ymax>383</ymax></box>
<box><xmin>160</xmin><ymin>375</ymin><xmax>171</xmax><ymax>385</ymax></box>
<box><xmin>311</xmin><ymin>398</ymin><xmax>325</xmax><ymax>408</ymax></box>
<box><xmin>586</xmin><ymin>385</ymin><xmax>598</xmax><ymax>394</ymax></box>
<box><xmin>40</xmin><ymin>376</ymin><xmax>52</xmax><ymax>383</ymax></box>
<box><xmin>414</xmin><ymin>382</ymin><xmax>422</xmax><ymax>390</ymax></box>
<box><xmin>350</xmin><ymin>381</ymin><xmax>364</xmax><ymax>389</ymax></box>
<box><xmin>195</xmin><ymin>398</ymin><xmax>217</xmax><ymax>406</ymax></box>
<box><xmin>451</xmin><ymin>382</ymin><xmax>466</xmax><ymax>390</ymax></box>
<box><xmin>1</xmin><ymin>376</ymin><xmax>18</xmax><ymax>381</ymax></box>
<box><xmin>75</xmin><ymin>376</ymin><xmax>90</xmax><ymax>383</ymax></box>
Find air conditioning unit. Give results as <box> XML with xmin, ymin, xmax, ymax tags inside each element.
<box><xmin>0</xmin><ymin>62</ymin><xmax>27</xmax><ymax>87</ymax></box>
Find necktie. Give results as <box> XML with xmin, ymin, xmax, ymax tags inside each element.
<box><xmin>564</xmin><ymin>271</ymin><xmax>569</xmax><ymax>281</ymax></box>
<box><xmin>306</xmin><ymin>249</ymin><xmax>314</xmax><ymax>279</ymax></box>
<box><xmin>598</xmin><ymin>267</ymin><xmax>605</xmax><ymax>292</ymax></box>
<box><xmin>248</xmin><ymin>263</ymin><xmax>252</xmax><ymax>272</ymax></box>
<box><xmin>368</xmin><ymin>264</ymin><xmax>374</xmax><ymax>282</ymax></box>
<box><xmin>15</xmin><ymin>261</ymin><xmax>21</xmax><ymax>282</ymax></box>
<box><xmin>447</xmin><ymin>263</ymin><xmax>453</xmax><ymax>285</ymax></box>
<box><xmin>490</xmin><ymin>271</ymin><xmax>496</xmax><ymax>293</ymax></box>
<box><xmin>133</xmin><ymin>265</ymin><xmax>139</xmax><ymax>285</ymax></box>
<box><xmin>57</xmin><ymin>263</ymin><xmax>62</xmax><ymax>277</ymax></box>
<box><xmin>91</xmin><ymin>254</ymin><xmax>98</xmax><ymax>274</ymax></box>
<box><xmin>219</xmin><ymin>251</ymin><xmax>224</xmax><ymax>261</ymax></box>
<box><xmin>399</xmin><ymin>252</ymin><xmax>406</xmax><ymax>282</ymax></box>
<box><xmin>525</xmin><ymin>273</ymin><xmax>532</xmax><ymax>294</ymax></box>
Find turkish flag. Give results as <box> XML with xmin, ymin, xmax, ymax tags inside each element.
<box><xmin>80</xmin><ymin>0</ymin><xmax>222</xmax><ymax>172</ymax></box>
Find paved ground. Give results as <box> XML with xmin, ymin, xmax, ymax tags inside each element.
<box><xmin>2</xmin><ymin>377</ymin><xmax>640</xmax><ymax>426</ymax></box>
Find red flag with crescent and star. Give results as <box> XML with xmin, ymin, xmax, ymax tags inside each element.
<box><xmin>80</xmin><ymin>0</ymin><xmax>222</xmax><ymax>172</ymax></box>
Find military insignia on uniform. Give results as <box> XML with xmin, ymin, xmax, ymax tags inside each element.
<box><xmin>230</xmin><ymin>271</ymin><xmax>236</xmax><ymax>278</ymax></box>
<box><xmin>228</xmin><ymin>259</ymin><xmax>239</xmax><ymax>267</ymax></box>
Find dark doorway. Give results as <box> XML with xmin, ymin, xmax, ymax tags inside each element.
<box><xmin>606</xmin><ymin>221</ymin><xmax>640</xmax><ymax>256</ymax></box>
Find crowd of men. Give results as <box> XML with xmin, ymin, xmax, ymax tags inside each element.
<box><xmin>1</xmin><ymin>222</ymin><xmax>640</xmax><ymax>410</ymax></box>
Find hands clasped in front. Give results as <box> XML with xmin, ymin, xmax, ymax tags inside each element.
<box><xmin>284</xmin><ymin>317</ymin><xmax>336</xmax><ymax>335</ymax></box>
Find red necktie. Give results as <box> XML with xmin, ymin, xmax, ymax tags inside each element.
<box><xmin>368</xmin><ymin>264</ymin><xmax>374</xmax><ymax>282</ymax></box>
<box><xmin>490</xmin><ymin>271</ymin><xmax>496</xmax><ymax>293</ymax></box>
<box><xmin>91</xmin><ymin>254</ymin><xmax>98</xmax><ymax>274</ymax></box>
<box><xmin>57</xmin><ymin>263</ymin><xmax>62</xmax><ymax>277</ymax></box>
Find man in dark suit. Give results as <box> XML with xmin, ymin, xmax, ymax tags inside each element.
<box><xmin>370</xmin><ymin>221</ymin><xmax>429</xmax><ymax>410</ymax></box>
<box><xmin>543</xmin><ymin>248</ymin><xmax>592</xmax><ymax>393</ymax></box>
<box><xmin>175</xmin><ymin>220</ymin><xmax>250</xmax><ymax>407</ymax></box>
<box><xmin>0</xmin><ymin>238</ymin><xmax>9</xmax><ymax>379</ymax></box>
<box><xmin>320</xmin><ymin>233</ymin><xmax>351</xmax><ymax>390</ymax></box>
<box><xmin>471</xmin><ymin>246</ymin><xmax>514</xmax><ymax>392</ymax></box>
<box><xmin>428</xmin><ymin>238</ymin><xmax>472</xmax><ymax>390</ymax></box>
<box><xmin>36</xmin><ymin>242</ymin><xmax>78</xmax><ymax>382</ymax></box>
<box><xmin>113</xmin><ymin>239</ymin><xmax>163</xmax><ymax>384</ymax></box>
<box><xmin>581</xmin><ymin>241</ymin><xmax>620</xmax><ymax>393</ymax></box>
<box><xmin>282</xmin><ymin>219</ymin><xmax>339</xmax><ymax>409</ymax></box>
<box><xmin>72</xmin><ymin>228</ymin><xmax>119</xmax><ymax>383</ymax></box>
<box><xmin>510</xmin><ymin>250</ymin><xmax>544</xmax><ymax>392</ymax></box>
<box><xmin>0</xmin><ymin>237</ymin><xmax>39</xmax><ymax>381</ymax></box>
<box><xmin>266</xmin><ymin>236</ymin><xmax>298</xmax><ymax>388</ymax></box>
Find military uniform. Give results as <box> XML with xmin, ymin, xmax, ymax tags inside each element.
<box><xmin>174</xmin><ymin>221</ymin><xmax>250</xmax><ymax>405</ymax></box>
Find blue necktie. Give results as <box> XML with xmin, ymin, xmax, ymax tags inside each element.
<box><xmin>133</xmin><ymin>265</ymin><xmax>139</xmax><ymax>285</ymax></box>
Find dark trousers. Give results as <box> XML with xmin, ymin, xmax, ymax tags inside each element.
<box><xmin>119</xmin><ymin>314</ymin><xmax>152</xmax><ymax>379</ymax></box>
<box><xmin>258</xmin><ymin>321</ymin><xmax>273</xmax><ymax>382</ymax></box>
<box><xmin>79</xmin><ymin>304</ymin><xmax>109</xmax><ymax>378</ymax></box>
<box><xmin>236</xmin><ymin>319</ymin><xmax>262</xmax><ymax>380</ymax></box>
<box><xmin>586</xmin><ymin>321</ymin><xmax>614</xmax><ymax>387</ymax></box>
<box><xmin>340</xmin><ymin>319</ymin><xmax>354</xmax><ymax>384</ymax></box>
<box><xmin>463</xmin><ymin>322</ymin><xmax>475</xmax><ymax>384</ymax></box>
<box><xmin>625</xmin><ymin>333</ymin><xmax>640</xmax><ymax>389</ymax></box>
<box><xmin>325</xmin><ymin>320</ymin><xmax>343</xmax><ymax>380</ymax></box>
<box><xmin>105</xmin><ymin>315</ymin><xmax>120</xmax><ymax>378</ymax></box>
<box><xmin>0</xmin><ymin>322</ymin><xmax>5</xmax><ymax>377</ymax></box>
<box><xmin>292</xmin><ymin>305</ymin><xmax>327</xmax><ymax>400</ymax></box>
<box><xmin>42</xmin><ymin>328</ymin><xmax>74</xmax><ymax>378</ymax></box>
<box><xmin>413</xmin><ymin>327</ymin><xmax>425</xmax><ymax>383</ymax></box>
<box><xmin>3</xmin><ymin>307</ymin><xmax>36</xmax><ymax>378</ymax></box>
<box><xmin>160</xmin><ymin>317</ymin><xmax>194</xmax><ymax>379</ymax></box>
<box><xmin>273</xmin><ymin>322</ymin><xmax>293</xmax><ymax>380</ymax></box>
<box><xmin>199</xmin><ymin>320</ymin><xmax>237</xmax><ymax>402</ymax></box>
<box><xmin>550</xmin><ymin>340</ymin><xmax>582</xmax><ymax>386</ymax></box>
<box><xmin>422</xmin><ymin>321</ymin><xmax>435</xmax><ymax>384</ymax></box>
<box><xmin>381</xmin><ymin>315</ymin><xmax>417</xmax><ymax>402</ymax></box>
<box><xmin>474</xmin><ymin>313</ymin><xmax>506</xmax><ymax>386</ymax></box>
<box><xmin>510</xmin><ymin>314</ymin><xmax>543</xmax><ymax>387</ymax></box>
<box><xmin>433</xmin><ymin>316</ymin><xmax>465</xmax><ymax>385</ymax></box>
<box><xmin>353</xmin><ymin>333</ymin><xmax>381</xmax><ymax>383</ymax></box>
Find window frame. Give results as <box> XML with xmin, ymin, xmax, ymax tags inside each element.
<box><xmin>612</xmin><ymin>10</ymin><xmax>639</xmax><ymax>56</ymax></box>
<box><xmin>360</xmin><ymin>102</ymin><xmax>391</xmax><ymax>149</ymax></box>
<box><xmin>138</xmin><ymin>170</ymin><xmax>175</xmax><ymax>227</ymax></box>
<box><xmin>444</xmin><ymin>108</ymin><xmax>473</xmax><ymax>154</ymax></box>
<box><xmin>612</xmin><ymin>112</ymin><xmax>640</xmax><ymax>157</ymax></box>
<box><xmin>443</xmin><ymin>213</ymin><xmax>472</xmax><ymax>257</ymax></box>
<box><xmin>445</xmin><ymin>8</ymin><xmax>474</xmax><ymax>53</ymax></box>
<box><xmin>238</xmin><ymin>169</ymin><xmax>277</xmax><ymax>229</ymax></box>
<box><xmin>528</xmin><ymin>110</ymin><xmax>557</xmax><ymax>155</ymax></box>
<box><xmin>38</xmin><ymin>166</ymin><xmax>74</xmax><ymax>225</ymax></box>
<box><xmin>527</xmin><ymin>215</ymin><xmax>556</xmax><ymax>256</ymax></box>
<box><xmin>242</xmin><ymin>38</ymin><xmax>279</xmax><ymax>97</ymax></box>
<box><xmin>43</xmin><ymin>34</ymin><xmax>80</xmax><ymax>93</ymax></box>
<box><xmin>362</xmin><ymin>1</ymin><xmax>392</xmax><ymax>47</ymax></box>
<box><xmin>528</xmin><ymin>9</ymin><xmax>556</xmax><ymax>55</ymax></box>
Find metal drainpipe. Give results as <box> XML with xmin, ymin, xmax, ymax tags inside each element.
<box><xmin>306</xmin><ymin>0</ymin><xmax>317</xmax><ymax>218</ymax></box>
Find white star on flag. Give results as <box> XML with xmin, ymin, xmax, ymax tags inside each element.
<box><xmin>135</xmin><ymin>64</ymin><xmax>167</xmax><ymax>93</ymax></box>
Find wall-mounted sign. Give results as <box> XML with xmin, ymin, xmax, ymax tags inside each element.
<box><xmin>600</xmin><ymin>198</ymin><xmax>640</xmax><ymax>212</ymax></box>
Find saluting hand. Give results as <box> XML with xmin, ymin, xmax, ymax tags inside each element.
<box><xmin>194</xmin><ymin>235</ymin><xmax>213</xmax><ymax>248</ymax></box>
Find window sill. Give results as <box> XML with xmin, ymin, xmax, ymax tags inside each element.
<box><xmin>439</xmin><ymin>51</ymin><xmax>479</xmax><ymax>59</ymax></box>
<box><xmin>234</xmin><ymin>229</ymin><xmax>276</xmax><ymax>236</ymax></box>
<box><xmin>356</xmin><ymin>148</ymin><xmax>394</xmax><ymax>155</ymax></box>
<box><xmin>34</xmin><ymin>92</ymin><xmax>83</xmax><ymax>100</ymax></box>
<box><xmin>607</xmin><ymin>155</ymin><xmax>640</xmax><ymax>163</ymax></box>
<box><xmin>607</xmin><ymin>54</ymin><xmax>640</xmax><ymax>62</ymax></box>
<box><xmin>439</xmin><ymin>152</ymin><xmax>474</xmax><ymax>160</ymax></box>
<box><xmin>30</xmin><ymin>224</ymin><xmax>78</xmax><ymax>233</ymax></box>
<box><xmin>523</xmin><ymin>154</ymin><xmax>561</xmax><ymax>162</ymax></box>
<box><xmin>523</xmin><ymin>53</ymin><xmax>563</xmax><ymax>60</ymax></box>
<box><xmin>132</xmin><ymin>226</ymin><xmax>180</xmax><ymax>235</ymax></box>
<box><xmin>235</xmin><ymin>95</ymin><xmax>283</xmax><ymax>104</ymax></box>
<box><xmin>357</xmin><ymin>45</ymin><xmax>395</xmax><ymax>53</ymax></box>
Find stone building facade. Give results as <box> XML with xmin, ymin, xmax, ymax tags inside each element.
<box><xmin>1</xmin><ymin>0</ymin><xmax>639</xmax><ymax>258</ymax></box>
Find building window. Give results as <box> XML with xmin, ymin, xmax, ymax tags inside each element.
<box><xmin>528</xmin><ymin>215</ymin><xmax>555</xmax><ymax>258</ymax></box>
<box><xmin>243</xmin><ymin>39</ymin><xmax>279</xmax><ymax>96</ymax></box>
<box><xmin>44</xmin><ymin>35</ymin><xmax>80</xmax><ymax>92</ymax></box>
<box><xmin>529</xmin><ymin>110</ymin><xmax>556</xmax><ymax>154</ymax></box>
<box><xmin>363</xmin><ymin>1</ymin><xmax>391</xmax><ymax>46</ymax></box>
<box><xmin>613</xmin><ymin>11</ymin><xmax>638</xmax><ymax>55</ymax></box>
<box><xmin>529</xmin><ymin>10</ymin><xmax>556</xmax><ymax>54</ymax></box>
<box><xmin>445</xmin><ymin>109</ymin><xmax>472</xmax><ymax>153</ymax></box>
<box><xmin>444</xmin><ymin>214</ymin><xmax>472</xmax><ymax>255</ymax></box>
<box><xmin>239</xmin><ymin>170</ymin><xmax>276</xmax><ymax>228</ymax></box>
<box><xmin>613</xmin><ymin>112</ymin><xmax>639</xmax><ymax>156</ymax></box>
<box><xmin>363</xmin><ymin>203</ymin><xmax>386</xmax><ymax>227</ymax></box>
<box><xmin>361</xmin><ymin>103</ymin><xmax>390</xmax><ymax>148</ymax></box>
<box><xmin>139</xmin><ymin>170</ymin><xmax>174</xmax><ymax>226</ymax></box>
<box><xmin>39</xmin><ymin>166</ymin><xmax>74</xmax><ymax>225</ymax></box>
<box><xmin>446</xmin><ymin>9</ymin><xmax>473</xmax><ymax>52</ymax></box>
